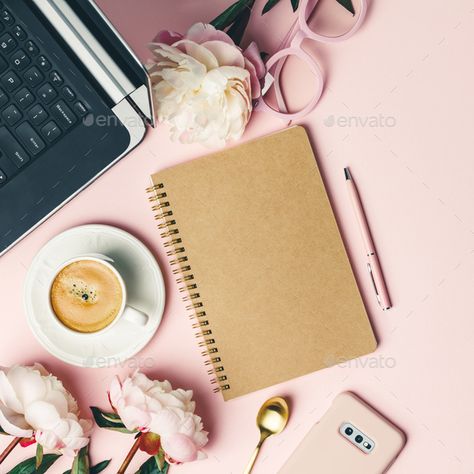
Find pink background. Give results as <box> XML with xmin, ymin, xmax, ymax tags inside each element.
<box><xmin>1</xmin><ymin>0</ymin><xmax>473</xmax><ymax>472</ymax></box>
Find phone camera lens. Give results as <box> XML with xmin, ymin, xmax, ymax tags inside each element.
<box><xmin>344</xmin><ymin>427</ymin><xmax>353</xmax><ymax>436</ymax></box>
<box><xmin>355</xmin><ymin>435</ymin><xmax>363</xmax><ymax>443</ymax></box>
<box><xmin>365</xmin><ymin>443</ymin><xmax>372</xmax><ymax>450</ymax></box>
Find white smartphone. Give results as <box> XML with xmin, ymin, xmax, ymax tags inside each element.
<box><xmin>279</xmin><ymin>392</ymin><xmax>406</xmax><ymax>474</ymax></box>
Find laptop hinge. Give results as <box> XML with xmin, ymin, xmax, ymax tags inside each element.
<box><xmin>31</xmin><ymin>0</ymin><xmax>155</xmax><ymax>126</ymax></box>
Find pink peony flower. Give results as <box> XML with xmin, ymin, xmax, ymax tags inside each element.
<box><xmin>109</xmin><ymin>371</ymin><xmax>208</xmax><ymax>463</ymax></box>
<box><xmin>0</xmin><ymin>364</ymin><xmax>92</xmax><ymax>456</ymax></box>
<box><xmin>148</xmin><ymin>23</ymin><xmax>266</xmax><ymax>147</ymax></box>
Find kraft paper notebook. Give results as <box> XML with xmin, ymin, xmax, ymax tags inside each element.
<box><xmin>147</xmin><ymin>126</ymin><xmax>376</xmax><ymax>400</ymax></box>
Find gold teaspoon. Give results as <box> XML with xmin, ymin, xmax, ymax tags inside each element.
<box><xmin>243</xmin><ymin>396</ymin><xmax>290</xmax><ymax>474</ymax></box>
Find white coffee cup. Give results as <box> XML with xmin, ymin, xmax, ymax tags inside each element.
<box><xmin>48</xmin><ymin>254</ymin><xmax>149</xmax><ymax>336</ymax></box>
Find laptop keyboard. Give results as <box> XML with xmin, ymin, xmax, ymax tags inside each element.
<box><xmin>0</xmin><ymin>2</ymin><xmax>89</xmax><ymax>187</ymax></box>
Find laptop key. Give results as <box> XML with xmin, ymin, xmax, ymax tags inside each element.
<box><xmin>50</xmin><ymin>71</ymin><xmax>63</xmax><ymax>86</ymax></box>
<box><xmin>0</xmin><ymin>127</ymin><xmax>29</xmax><ymax>168</ymax></box>
<box><xmin>15</xmin><ymin>87</ymin><xmax>34</xmax><ymax>109</ymax></box>
<box><xmin>28</xmin><ymin>104</ymin><xmax>48</xmax><ymax>125</ymax></box>
<box><xmin>0</xmin><ymin>168</ymin><xmax>6</xmax><ymax>185</ymax></box>
<box><xmin>25</xmin><ymin>40</ymin><xmax>39</xmax><ymax>57</ymax></box>
<box><xmin>62</xmin><ymin>86</ymin><xmax>75</xmax><ymax>102</ymax></box>
<box><xmin>37</xmin><ymin>55</ymin><xmax>51</xmax><ymax>71</ymax></box>
<box><xmin>41</xmin><ymin>120</ymin><xmax>61</xmax><ymax>143</ymax></box>
<box><xmin>74</xmin><ymin>101</ymin><xmax>88</xmax><ymax>117</ymax></box>
<box><xmin>16</xmin><ymin>122</ymin><xmax>46</xmax><ymax>155</ymax></box>
<box><xmin>0</xmin><ymin>9</ymin><xmax>14</xmax><ymax>26</ymax></box>
<box><xmin>12</xmin><ymin>25</ymin><xmax>26</xmax><ymax>41</ymax></box>
<box><xmin>11</xmin><ymin>49</ymin><xmax>30</xmax><ymax>71</ymax></box>
<box><xmin>24</xmin><ymin>66</ymin><xmax>43</xmax><ymax>87</ymax></box>
<box><xmin>51</xmin><ymin>100</ymin><xmax>76</xmax><ymax>129</ymax></box>
<box><xmin>2</xmin><ymin>104</ymin><xmax>21</xmax><ymax>126</ymax></box>
<box><xmin>1</xmin><ymin>70</ymin><xmax>21</xmax><ymax>92</ymax></box>
<box><xmin>0</xmin><ymin>33</ymin><xmax>16</xmax><ymax>54</ymax></box>
<box><xmin>38</xmin><ymin>82</ymin><xmax>57</xmax><ymax>104</ymax></box>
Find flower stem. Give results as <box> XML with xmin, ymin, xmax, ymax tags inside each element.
<box><xmin>0</xmin><ymin>437</ymin><xmax>21</xmax><ymax>465</ymax></box>
<box><xmin>117</xmin><ymin>434</ymin><xmax>142</xmax><ymax>474</ymax></box>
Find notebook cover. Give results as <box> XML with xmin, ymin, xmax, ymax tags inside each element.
<box><xmin>149</xmin><ymin>126</ymin><xmax>377</xmax><ymax>400</ymax></box>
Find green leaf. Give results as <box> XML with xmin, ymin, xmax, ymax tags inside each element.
<box><xmin>90</xmin><ymin>460</ymin><xmax>112</xmax><ymax>474</ymax></box>
<box><xmin>135</xmin><ymin>456</ymin><xmax>169</xmax><ymax>474</ymax></box>
<box><xmin>8</xmin><ymin>454</ymin><xmax>61</xmax><ymax>474</ymax></box>
<box><xmin>336</xmin><ymin>0</ymin><xmax>355</xmax><ymax>15</ymax></box>
<box><xmin>36</xmin><ymin>444</ymin><xmax>43</xmax><ymax>469</ymax></box>
<box><xmin>90</xmin><ymin>407</ymin><xmax>136</xmax><ymax>434</ymax></box>
<box><xmin>211</xmin><ymin>0</ymin><xmax>249</xmax><ymax>30</ymax></box>
<box><xmin>63</xmin><ymin>459</ymin><xmax>111</xmax><ymax>474</ymax></box>
<box><xmin>290</xmin><ymin>0</ymin><xmax>299</xmax><ymax>11</ymax></box>
<box><xmin>226</xmin><ymin>3</ymin><xmax>253</xmax><ymax>45</ymax></box>
<box><xmin>71</xmin><ymin>446</ymin><xmax>89</xmax><ymax>474</ymax></box>
<box><xmin>262</xmin><ymin>0</ymin><xmax>280</xmax><ymax>14</ymax></box>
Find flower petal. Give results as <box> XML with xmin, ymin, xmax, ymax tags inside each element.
<box><xmin>186</xmin><ymin>23</ymin><xmax>234</xmax><ymax>45</ymax></box>
<box><xmin>0</xmin><ymin>370</ymin><xmax>23</xmax><ymax>413</ymax></box>
<box><xmin>161</xmin><ymin>433</ymin><xmax>198</xmax><ymax>463</ymax></box>
<box><xmin>119</xmin><ymin>405</ymin><xmax>151</xmax><ymax>432</ymax></box>
<box><xmin>201</xmin><ymin>41</ymin><xmax>245</xmax><ymax>68</ymax></box>
<box><xmin>152</xmin><ymin>30</ymin><xmax>183</xmax><ymax>46</ymax></box>
<box><xmin>244</xmin><ymin>58</ymin><xmax>262</xmax><ymax>99</ymax></box>
<box><xmin>0</xmin><ymin>401</ymin><xmax>32</xmax><ymax>437</ymax></box>
<box><xmin>7</xmin><ymin>365</ymin><xmax>47</xmax><ymax>407</ymax></box>
<box><xmin>24</xmin><ymin>400</ymin><xmax>61</xmax><ymax>430</ymax></box>
<box><xmin>108</xmin><ymin>375</ymin><xmax>122</xmax><ymax>409</ymax></box>
<box><xmin>173</xmin><ymin>40</ymin><xmax>219</xmax><ymax>71</ymax></box>
<box><xmin>243</xmin><ymin>42</ymin><xmax>266</xmax><ymax>79</ymax></box>
<box><xmin>148</xmin><ymin>409</ymin><xmax>181</xmax><ymax>436</ymax></box>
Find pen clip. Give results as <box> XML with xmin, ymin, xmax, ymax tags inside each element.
<box><xmin>367</xmin><ymin>262</ymin><xmax>382</xmax><ymax>307</ymax></box>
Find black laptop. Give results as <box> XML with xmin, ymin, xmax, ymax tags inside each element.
<box><xmin>0</xmin><ymin>0</ymin><xmax>154</xmax><ymax>255</ymax></box>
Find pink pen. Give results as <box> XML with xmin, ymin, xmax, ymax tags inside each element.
<box><xmin>344</xmin><ymin>167</ymin><xmax>392</xmax><ymax>311</ymax></box>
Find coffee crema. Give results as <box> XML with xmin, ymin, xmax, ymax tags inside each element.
<box><xmin>50</xmin><ymin>260</ymin><xmax>123</xmax><ymax>333</ymax></box>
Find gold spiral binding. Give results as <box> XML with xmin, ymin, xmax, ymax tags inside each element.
<box><xmin>157</xmin><ymin>219</ymin><xmax>176</xmax><ymax>228</ymax></box>
<box><xmin>176</xmin><ymin>274</ymin><xmax>194</xmax><ymax>283</ymax></box>
<box><xmin>147</xmin><ymin>181</ymin><xmax>230</xmax><ymax>395</ymax></box>
<box><xmin>163</xmin><ymin>238</ymin><xmax>182</xmax><ymax>248</ymax></box>
<box><xmin>151</xmin><ymin>202</ymin><xmax>170</xmax><ymax>210</ymax></box>
<box><xmin>182</xmin><ymin>293</ymin><xmax>200</xmax><ymax>301</ymax></box>
<box><xmin>198</xmin><ymin>339</ymin><xmax>216</xmax><ymax>347</ymax></box>
<box><xmin>172</xmin><ymin>265</ymin><xmax>191</xmax><ymax>275</ymax></box>
<box><xmin>160</xmin><ymin>229</ymin><xmax>179</xmax><ymax>238</ymax></box>
<box><xmin>186</xmin><ymin>302</ymin><xmax>203</xmax><ymax>311</ymax></box>
<box><xmin>192</xmin><ymin>321</ymin><xmax>209</xmax><ymax>329</ymax></box>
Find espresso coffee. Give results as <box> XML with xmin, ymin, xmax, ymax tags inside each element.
<box><xmin>50</xmin><ymin>259</ymin><xmax>123</xmax><ymax>333</ymax></box>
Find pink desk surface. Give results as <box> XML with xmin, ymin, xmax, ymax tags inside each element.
<box><xmin>1</xmin><ymin>0</ymin><xmax>473</xmax><ymax>472</ymax></box>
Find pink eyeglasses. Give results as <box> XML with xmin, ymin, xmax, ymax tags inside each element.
<box><xmin>256</xmin><ymin>0</ymin><xmax>368</xmax><ymax>120</ymax></box>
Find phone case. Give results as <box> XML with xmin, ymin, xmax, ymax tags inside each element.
<box><xmin>278</xmin><ymin>392</ymin><xmax>406</xmax><ymax>474</ymax></box>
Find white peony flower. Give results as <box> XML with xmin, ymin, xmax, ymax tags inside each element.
<box><xmin>109</xmin><ymin>371</ymin><xmax>208</xmax><ymax>463</ymax></box>
<box><xmin>0</xmin><ymin>364</ymin><xmax>92</xmax><ymax>456</ymax></box>
<box><xmin>148</xmin><ymin>23</ymin><xmax>266</xmax><ymax>147</ymax></box>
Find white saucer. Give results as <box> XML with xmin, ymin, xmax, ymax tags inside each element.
<box><xmin>24</xmin><ymin>224</ymin><xmax>165</xmax><ymax>367</ymax></box>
